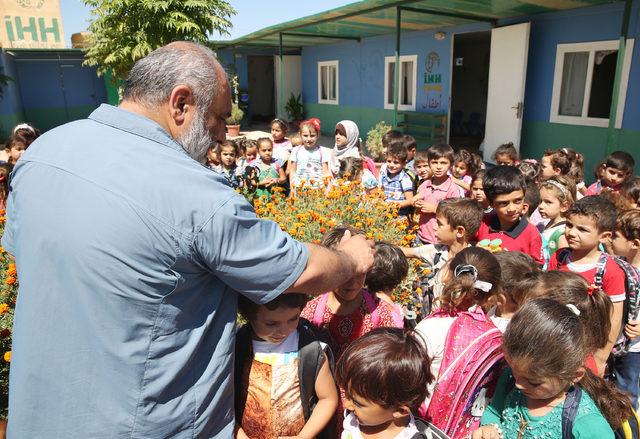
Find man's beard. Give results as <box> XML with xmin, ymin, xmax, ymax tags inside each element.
<box><xmin>176</xmin><ymin>109</ymin><xmax>214</xmax><ymax>164</ymax></box>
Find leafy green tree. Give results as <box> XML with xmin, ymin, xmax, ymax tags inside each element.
<box><xmin>83</xmin><ymin>0</ymin><xmax>235</xmax><ymax>81</ymax></box>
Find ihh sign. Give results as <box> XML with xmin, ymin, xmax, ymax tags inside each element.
<box><xmin>0</xmin><ymin>0</ymin><xmax>65</xmax><ymax>49</ymax></box>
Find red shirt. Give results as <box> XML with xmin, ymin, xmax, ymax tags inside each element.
<box><xmin>547</xmin><ymin>251</ymin><xmax>626</xmax><ymax>302</ymax></box>
<box><xmin>476</xmin><ymin>213</ymin><xmax>544</xmax><ymax>265</ymax></box>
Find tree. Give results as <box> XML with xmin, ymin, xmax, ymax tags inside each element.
<box><xmin>83</xmin><ymin>0</ymin><xmax>235</xmax><ymax>82</ymax></box>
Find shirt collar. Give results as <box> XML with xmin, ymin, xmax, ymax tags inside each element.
<box><xmin>423</xmin><ymin>176</ymin><xmax>453</xmax><ymax>191</ymax></box>
<box><xmin>487</xmin><ymin>213</ymin><xmax>529</xmax><ymax>238</ymax></box>
<box><xmin>88</xmin><ymin>104</ymin><xmax>186</xmax><ymax>154</ymax></box>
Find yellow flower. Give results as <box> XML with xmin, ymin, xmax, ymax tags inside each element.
<box><xmin>4</xmin><ymin>276</ymin><xmax>15</xmax><ymax>286</ymax></box>
<box><xmin>3</xmin><ymin>351</ymin><xmax>10</xmax><ymax>362</ymax></box>
<box><xmin>0</xmin><ymin>304</ymin><xmax>8</xmax><ymax>314</ymax></box>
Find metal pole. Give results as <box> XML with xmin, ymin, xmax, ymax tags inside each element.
<box><xmin>605</xmin><ymin>0</ymin><xmax>632</xmax><ymax>155</ymax></box>
<box><xmin>278</xmin><ymin>32</ymin><xmax>284</xmax><ymax>119</ymax></box>
<box><xmin>393</xmin><ymin>6</ymin><xmax>401</xmax><ymax>128</ymax></box>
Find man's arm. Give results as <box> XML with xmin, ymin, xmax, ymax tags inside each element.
<box><xmin>285</xmin><ymin>232</ymin><xmax>374</xmax><ymax>295</ymax></box>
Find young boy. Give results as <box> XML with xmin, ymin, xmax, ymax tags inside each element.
<box><xmin>378</xmin><ymin>143</ymin><xmax>414</xmax><ymax>217</ymax></box>
<box><xmin>610</xmin><ymin>209</ymin><xmax>640</xmax><ymax>407</ymax></box>
<box><xmin>403</xmin><ymin>134</ymin><xmax>418</xmax><ymax>173</ymax></box>
<box><xmin>235</xmin><ymin>293</ymin><xmax>338</xmax><ymax>439</ymax></box>
<box><xmin>547</xmin><ymin>195</ymin><xmax>626</xmax><ymax>375</ymax></box>
<box><xmin>586</xmin><ymin>150</ymin><xmax>635</xmax><ymax>195</ymax></box>
<box><xmin>476</xmin><ymin>166</ymin><xmax>544</xmax><ymax>265</ymax></box>
<box><xmin>414</xmin><ymin>144</ymin><xmax>461</xmax><ymax>244</ymax></box>
<box><xmin>413</xmin><ymin>151</ymin><xmax>431</xmax><ymax>188</ymax></box>
<box><xmin>403</xmin><ymin>198</ymin><xmax>484</xmax><ymax>301</ymax></box>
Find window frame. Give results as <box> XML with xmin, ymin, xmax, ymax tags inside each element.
<box><xmin>384</xmin><ymin>55</ymin><xmax>418</xmax><ymax>111</ymax></box>
<box><xmin>317</xmin><ymin>60</ymin><xmax>339</xmax><ymax>105</ymax></box>
<box><xmin>549</xmin><ymin>39</ymin><xmax>634</xmax><ymax>128</ymax></box>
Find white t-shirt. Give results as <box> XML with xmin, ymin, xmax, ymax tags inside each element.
<box><xmin>290</xmin><ymin>145</ymin><xmax>330</xmax><ymax>186</ymax></box>
<box><xmin>252</xmin><ymin>330</ymin><xmax>299</xmax><ymax>365</ymax></box>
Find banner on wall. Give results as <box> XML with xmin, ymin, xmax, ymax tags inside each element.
<box><xmin>423</xmin><ymin>51</ymin><xmax>443</xmax><ymax>110</ymax></box>
<box><xmin>1</xmin><ymin>0</ymin><xmax>65</xmax><ymax>49</ymax></box>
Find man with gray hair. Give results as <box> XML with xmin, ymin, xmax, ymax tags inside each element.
<box><xmin>2</xmin><ymin>42</ymin><xmax>374</xmax><ymax>438</ymax></box>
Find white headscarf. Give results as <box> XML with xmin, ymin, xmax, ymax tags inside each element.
<box><xmin>331</xmin><ymin>120</ymin><xmax>361</xmax><ymax>175</ymax></box>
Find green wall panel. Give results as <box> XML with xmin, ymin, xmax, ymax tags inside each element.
<box><xmin>0</xmin><ymin>112</ymin><xmax>25</xmax><ymax>141</ymax></box>
<box><xmin>304</xmin><ymin>103</ymin><xmax>395</xmax><ymax>140</ymax></box>
<box><xmin>521</xmin><ymin>120</ymin><xmax>640</xmax><ymax>182</ymax></box>
<box><xmin>22</xmin><ymin>105</ymin><xmax>98</xmax><ymax>133</ymax></box>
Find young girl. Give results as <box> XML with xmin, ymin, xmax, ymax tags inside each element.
<box><xmin>415</xmin><ymin>247</ymin><xmax>503</xmax><ymax>437</ymax></box>
<box><xmin>336</xmin><ymin>328</ymin><xmax>440</xmax><ymax>439</ymax></box>
<box><xmin>0</xmin><ymin>163</ymin><xmax>12</xmax><ymax>210</ymax></box>
<box><xmin>540</xmin><ymin>147</ymin><xmax>586</xmax><ymax>197</ymax></box>
<box><xmin>270</xmin><ymin>118</ymin><xmax>292</xmax><ymax>167</ymax></box>
<box><xmin>470</xmin><ymin>169</ymin><xmax>491</xmax><ymax>213</ymax></box>
<box><xmin>493</xmin><ymin>142</ymin><xmax>519</xmax><ymax>166</ymax></box>
<box><xmin>289</xmin><ymin>120</ymin><xmax>331</xmax><ymax>189</ymax></box>
<box><xmin>254</xmin><ymin>138</ymin><xmax>286</xmax><ymax>198</ymax></box>
<box><xmin>621</xmin><ymin>177</ymin><xmax>640</xmax><ymax>209</ymax></box>
<box><xmin>586</xmin><ymin>151</ymin><xmax>635</xmax><ymax>195</ymax></box>
<box><xmin>235</xmin><ymin>293</ymin><xmax>338</xmax><ymax>439</ymax></box>
<box><xmin>206</xmin><ymin>144</ymin><xmax>220</xmax><ymax>169</ymax></box>
<box><xmin>473</xmin><ymin>298</ymin><xmax>633</xmax><ymax>439</ymax></box>
<box><xmin>365</xmin><ymin>242</ymin><xmax>409</xmax><ymax>327</ymax></box>
<box><xmin>538</xmin><ymin>175</ymin><xmax>576</xmax><ymax>262</ymax></box>
<box><xmin>451</xmin><ymin>149</ymin><xmax>476</xmax><ymax>193</ymax></box>
<box><xmin>212</xmin><ymin>141</ymin><xmax>243</xmax><ymax>189</ymax></box>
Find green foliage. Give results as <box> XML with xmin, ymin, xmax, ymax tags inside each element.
<box><xmin>0</xmin><ymin>73</ymin><xmax>12</xmax><ymax>101</ymax></box>
<box><xmin>0</xmin><ymin>215</ymin><xmax>17</xmax><ymax>420</ymax></box>
<box><xmin>225</xmin><ymin>103</ymin><xmax>244</xmax><ymax>125</ymax></box>
<box><xmin>285</xmin><ymin>93</ymin><xmax>305</xmax><ymax>121</ymax></box>
<box><xmin>365</xmin><ymin>121</ymin><xmax>393</xmax><ymax>161</ymax></box>
<box><xmin>82</xmin><ymin>0</ymin><xmax>236</xmax><ymax>82</ymax></box>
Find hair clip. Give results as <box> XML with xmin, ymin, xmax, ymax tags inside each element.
<box><xmin>586</xmin><ymin>284</ymin><xmax>597</xmax><ymax>296</ymax></box>
<box><xmin>566</xmin><ymin>304</ymin><xmax>581</xmax><ymax>316</ymax></box>
<box><xmin>13</xmin><ymin>123</ymin><xmax>35</xmax><ymax>134</ymax></box>
<box><xmin>543</xmin><ymin>179</ymin><xmax>569</xmax><ymax>198</ymax></box>
<box><xmin>523</xmin><ymin>158</ymin><xmax>538</xmax><ymax>165</ymax></box>
<box><xmin>453</xmin><ymin>264</ymin><xmax>493</xmax><ymax>292</ymax></box>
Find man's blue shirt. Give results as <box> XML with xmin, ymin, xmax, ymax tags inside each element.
<box><xmin>2</xmin><ymin>104</ymin><xmax>308</xmax><ymax>438</ymax></box>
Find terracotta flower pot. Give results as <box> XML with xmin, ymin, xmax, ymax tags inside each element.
<box><xmin>226</xmin><ymin>124</ymin><xmax>240</xmax><ymax>137</ymax></box>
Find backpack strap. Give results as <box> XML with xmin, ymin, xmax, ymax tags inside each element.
<box><xmin>412</xmin><ymin>418</ymin><xmax>449</xmax><ymax>439</ymax></box>
<box><xmin>556</xmin><ymin>247</ymin><xmax>571</xmax><ymax>265</ymax></box>
<box><xmin>312</xmin><ymin>294</ymin><xmax>329</xmax><ymax>326</ymax></box>
<box><xmin>593</xmin><ymin>252</ymin><xmax>609</xmax><ymax>289</ymax></box>
<box><xmin>561</xmin><ymin>385</ymin><xmax>583</xmax><ymax>439</ymax></box>
<box><xmin>234</xmin><ymin>324</ymin><xmax>254</xmax><ymax>422</ymax></box>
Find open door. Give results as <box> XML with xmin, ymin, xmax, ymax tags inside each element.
<box><xmin>274</xmin><ymin>55</ymin><xmax>302</xmax><ymax>119</ymax></box>
<box><xmin>483</xmin><ymin>22</ymin><xmax>530</xmax><ymax>162</ymax></box>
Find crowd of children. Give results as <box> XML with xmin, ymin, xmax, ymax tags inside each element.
<box><xmin>4</xmin><ymin>116</ymin><xmax>639</xmax><ymax>439</ymax></box>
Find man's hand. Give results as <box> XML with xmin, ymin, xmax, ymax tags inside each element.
<box><xmin>338</xmin><ymin>230</ymin><xmax>375</xmax><ymax>276</ymax></box>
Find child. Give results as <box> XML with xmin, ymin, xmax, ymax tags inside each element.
<box><xmin>4</xmin><ymin>133</ymin><xmax>28</xmax><ymax>165</ymax></box>
<box><xmin>476</xmin><ymin>166</ymin><xmax>544</xmax><ymax>265</ymax></box>
<box><xmin>611</xmin><ymin>210</ymin><xmax>640</xmax><ymax>408</ymax></box>
<box><xmin>206</xmin><ymin>144</ymin><xmax>220</xmax><ymax>169</ymax></box>
<box><xmin>270</xmin><ymin>118</ymin><xmax>292</xmax><ymax>166</ymax></box>
<box><xmin>413</xmin><ymin>151</ymin><xmax>431</xmax><ymax>188</ymax></box>
<box><xmin>474</xmin><ymin>298</ymin><xmax>631</xmax><ymax>439</ymax></box>
<box><xmin>378</xmin><ymin>143</ymin><xmax>414</xmax><ymax>217</ymax></box>
<box><xmin>377</xmin><ymin>130</ymin><xmax>405</xmax><ymax>176</ymax></box>
<box><xmin>332</xmin><ymin>120</ymin><xmax>378</xmax><ymax>180</ymax></box>
<box><xmin>403</xmin><ymin>198</ymin><xmax>484</xmax><ymax>301</ymax></box>
<box><xmin>548</xmin><ymin>196</ymin><xmax>626</xmax><ymax>375</ymax></box>
<box><xmin>336</xmin><ymin>328</ymin><xmax>438</xmax><ymax>439</ymax></box>
<box><xmin>235</xmin><ymin>293</ymin><xmax>338</xmax><ymax>439</ymax></box>
<box><xmin>470</xmin><ymin>169</ymin><xmax>491</xmax><ymax>213</ymax></box>
<box><xmin>0</xmin><ymin>163</ymin><xmax>12</xmax><ymax>210</ymax></box>
<box><xmin>538</xmin><ymin>175</ymin><xmax>576</xmax><ymax>261</ymax></box>
<box><xmin>518</xmin><ymin>159</ymin><xmax>540</xmax><ymax>186</ymax></box>
<box><xmin>451</xmin><ymin>149</ymin><xmax>476</xmax><ymax>193</ymax></box>
<box><xmin>301</xmin><ymin>226</ymin><xmax>403</xmax><ymax>359</ymax></box>
<box><xmin>339</xmin><ymin>157</ymin><xmax>378</xmax><ymax>192</ymax></box>
<box><xmin>254</xmin><ymin>138</ymin><xmax>286</xmax><ymax>198</ymax></box>
<box><xmin>212</xmin><ymin>141</ymin><xmax>244</xmax><ymax>189</ymax></box>
<box><xmin>414</xmin><ymin>144</ymin><xmax>461</xmax><ymax>244</ymax></box>
<box><xmin>403</xmin><ymin>135</ymin><xmax>418</xmax><ymax>173</ymax></box>
<box><xmin>289</xmin><ymin>120</ymin><xmax>331</xmax><ymax>188</ymax></box>
<box><xmin>365</xmin><ymin>242</ymin><xmax>409</xmax><ymax>327</ymax></box>
<box><xmin>493</xmin><ymin>142</ymin><xmax>519</xmax><ymax>166</ymax></box>
<box><xmin>586</xmin><ymin>151</ymin><xmax>635</xmax><ymax>195</ymax></box>
<box><xmin>621</xmin><ymin>177</ymin><xmax>640</xmax><ymax>209</ymax></box>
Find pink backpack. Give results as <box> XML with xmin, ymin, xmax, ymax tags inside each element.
<box><xmin>420</xmin><ymin>307</ymin><xmax>505</xmax><ymax>439</ymax></box>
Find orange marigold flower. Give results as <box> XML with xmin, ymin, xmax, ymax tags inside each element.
<box><xmin>4</xmin><ymin>276</ymin><xmax>15</xmax><ymax>286</ymax></box>
<box><xmin>0</xmin><ymin>247</ymin><xmax>4</xmax><ymax>254</ymax></box>
<box><xmin>319</xmin><ymin>227</ymin><xmax>327</xmax><ymax>234</ymax></box>
<box><xmin>7</xmin><ymin>263</ymin><xmax>16</xmax><ymax>276</ymax></box>
<box><xmin>3</xmin><ymin>351</ymin><xmax>10</xmax><ymax>362</ymax></box>
<box><xmin>0</xmin><ymin>304</ymin><xmax>8</xmax><ymax>314</ymax></box>
<box><xmin>327</xmin><ymin>219</ymin><xmax>336</xmax><ymax>228</ymax></box>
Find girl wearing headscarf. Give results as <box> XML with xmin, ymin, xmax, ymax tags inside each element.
<box><xmin>331</xmin><ymin>120</ymin><xmax>378</xmax><ymax>179</ymax></box>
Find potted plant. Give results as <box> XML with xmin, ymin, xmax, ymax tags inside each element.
<box><xmin>285</xmin><ymin>93</ymin><xmax>305</xmax><ymax>130</ymax></box>
<box><xmin>225</xmin><ymin>103</ymin><xmax>244</xmax><ymax>137</ymax></box>
<box><xmin>365</xmin><ymin>121</ymin><xmax>393</xmax><ymax>163</ymax></box>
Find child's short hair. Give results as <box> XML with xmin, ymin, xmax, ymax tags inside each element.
<box><xmin>270</xmin><ymin>118</ymin><xmax>288</xmax><ymax>133</ymax></box>
<box><xmin>621</xmin><ymin>177</ymin><xmax>640</xmax><ymax>206</ymax></box>
<box><xmin>517</xmin><ymin>160</ymin><xmax>540</xmax><ymax>185</ymax></box>
<box><xmin>256</xmin><ymin>137</ymin><xmax>273</xmax><ymax>149</ymax></box>
<box><xmin>540</xmin><ymin>175</ymin><xmax>577</xmax><ymax>208</ymax></box>
<box><xmin>413</xmin><ymin>150</ymin><xmax>429</xmax><ymax>165</ymax></box>
<box><xmin>242</xmin><ymin>138</ymin><xmax>257</xmax><ymax>151</ymax></box>
<box><xmin>436</xmin><ymin>198</ymin><xmax>484</xmax><ymax>240</ymax></box>
<box><xmin>482</xmin><ymin>166</ymin><xmax>526</xmax><ymax>202</ymax></box>
<box><xmin>567</xmin><ymin>196</ymin><xmax>617</xmax><ymax>233</ymax></box>
<box><xmin>402</xmin><ymin>135</ymin><xmax>417</xmax><ymax>152</ymax></box>
<box><xmin>524</xmin><ymin>182</ymin><xmax>540</xmax><ymax>217</ymax></box>
<box><xmin>219</xmin><ymin>140</ymin><xmax>238</xmax><ymax>155</ymax></box>
<box><xmin>335</xmin><ymin>327</ymin><xmax>434</xmax><ymax>410</ymax></box>
<box><xmin>493</xmin><ymin>252</ymin><xmax>538</xmax><ymax>309</ymax></box>
<box><xmin>605</xmin><ymin>150</ymin><xmax>635</xmax><ymax>175</ymax></box>
<box><xmin>616</xmin><ymin>209</ymin><xmax>640</xmax><ymax>241</ymax></box>
<box><xmin>289</xmin><ymin>133</ymin><xmax>302</xmax><ymax>144</ymax></box>
<box><xmin>237</xmin><ymin>293</ymin><xmax>309</xmax><ymax>322</ymax></box>
<box><xmin>386</xmin><ymin>143</ymin><xmax>408</xmax><ymax>163</ymax></box>
<box><xmin>493</xmin><ymin>142</ymin><xmax>519</xmax><ymax>163</ymax></box>
<box><xmin>321</xmin><ymin>225</ymin><xmax>365</xmax><ymax>249</ymax></box>
<box><xmin>453</xmin><ymin>149</ymin><xmax>477</xmax><ymax>177</ymax></box>
<box><xmin>339</xmin><ymin>157</ymin><xmax>364</xmax><ymax>180</ymax></box>
<box><xmin>472</xmin><ymin>168</ymin><xmax>486</xmax><ymax>184</ymax></box>
<box><xmin>382</xmin><ymin>130</ymin><xmax>404</xmax><ymax>148</ymax></box>
<box><xmin>365</xmin><ymin>242</ymin><xmax>409</xmax><ymax>293</ymax></box>
<box><xmin>426</xmin><ymin>143</ymin><xmax>454</xmax><ymax>164</ymax></box>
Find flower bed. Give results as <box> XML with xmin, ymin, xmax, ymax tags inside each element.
<box><xmin>0</xmin><ymin>212</ymin><xmax>16</xmax><ymax>419</ymax></box>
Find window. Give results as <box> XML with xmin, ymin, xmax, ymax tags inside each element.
<box><xmin>318</xmin><ymin>61</ymin><xmax>339</xmax><ymax>105</ymax></box>
<box><xmin>550</xmin><ymin>40</ymin><xmax>634</xmax><ymax>128</ymax></box>
<box><xmin>384</xmin><ymin>55</ymin><xmax>417</xmax><ymax>111</ymax></box>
